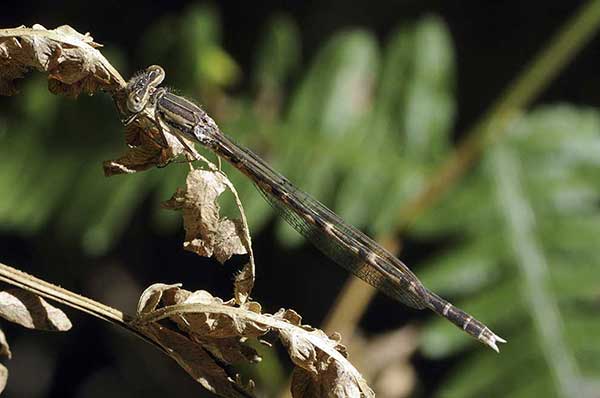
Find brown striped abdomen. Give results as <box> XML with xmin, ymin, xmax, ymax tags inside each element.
<box><xmin>427</xmin><ymin>291</ymin><xmax>506</xmax><ymax>352</ymax></box>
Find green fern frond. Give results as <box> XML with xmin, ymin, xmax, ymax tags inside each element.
<box><xmin>419</xmin><ymin>105</ymin><xmax>600</xmax><ymax>396</ymax></box>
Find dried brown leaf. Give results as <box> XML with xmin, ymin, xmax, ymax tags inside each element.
<box><xmin>107</xmin><ymin>113</ymin><xmax>256</xmax><ymax>300</ymax></box>
<box><xmin>102</xmin><ymin>121</ymin><xmax>193</xmax><ymax>175</ymax></box>
<box><xmin>192</xmin><ymin>334</ymin><xmax>262</xmax><ymax>365</ymax></box>
<box><xmin>0</xmin><ymin>24</ymin><xmax>125</xmax><ymax>96</ymax></box>
<box><xmin>162</xmin><ymin>170</ymin><xmax>247</xmax><ymax>263</ymax></box>
<box><xmin>173</xmin><ymin>291</ymin><xmax>268</xmax><ymax>339</ymax></box>
<box><xmin>132</xmin><ymin>285</ymin><xmax>373</xmax><ymax>397</ymax></box>
<box><xmin>0</xmin><ymin>329</ymin><xmax>11</xmax><ymax>359</ymax></box>
<box><xmin>194</xmin><ymin>165</ymin><xmax>256</xmax><ymax>305</ymax></box>
<box><xmin>212</xmin><ymin>219</ymin><xmax>246</xmax><ymax>264</ymax></box>
<box><xmin>0</xmin><ymin>363</ymin><xmax>6</xmax><ymax>395</ymax></box>
<box><xmin>0</xmin><ymin>289</ymin><xmax>71</xmax><ymax>331</ymax></box>
<box><xmin>234</xmin><ymin>263</ymin><xmax>254</xmax><ymax>305</ymax></box>
<box><xmin>291</xmin><ymin>359</ymin><xmax>365</xmax><ymax>398</ymax></box>
<box><xmin>269</xmin><ymin>310</ymin><xmax>373</xmax><ymax>398</ymax></box>
<box><xmin>137</xmin><ymin>286</ymin><xmax>257</xmax><ymax>397</ymax></box>
<box><xmin>143</xmin><ymin>323</ymin><xmax>253</xmax><ymax>398</ymax></box>
<box><xmin>137</xmin><ymin>283</ymin><xmax>183</xmax><ymax>315</ymax></box>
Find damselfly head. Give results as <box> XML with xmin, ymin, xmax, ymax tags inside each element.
<box><xmin>125</xmin><ymin>65</ymin><xmax>165</xmax><ymax>113</ymax></box>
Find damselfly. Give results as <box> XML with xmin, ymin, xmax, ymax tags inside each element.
<box><xmin>123</xmin><ymin>65</ymin><xmax>506</xmax><ymax>352</ymax></box>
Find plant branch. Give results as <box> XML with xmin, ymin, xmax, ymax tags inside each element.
<box><xmin>0</xmin><ymin>262</ymin><xmax>165</xmax><ymax>353</ymax></box>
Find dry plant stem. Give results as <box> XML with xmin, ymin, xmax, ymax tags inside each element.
<box><xmin>322</xmin><ymin>276</ymin><xmax>375</xmax><ymax>338</ymax></box>
<box><xmin>0</xmin><ymin>262</ymin><xmax>165</xmax><ymax>353</ymax></box>
<box><xmin>321</xmin><ymin>0</ymin><xmax>600</xmax><ymax>345</ymax></box>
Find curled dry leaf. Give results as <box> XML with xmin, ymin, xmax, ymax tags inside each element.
<box><xmin>233</xmin><ymin>263</ymin><xmax>254</xmax><ymax>305</ymax></box>
<box><xmin>162</xmin><ymin>169</ymin><xmax>248</xmax><ymax>263</ymax></box>
<box><xmin>112</xmin><ymin>159</ymin><xmax>257</xmax><ymax>304</ymax></box>
<box><xmin>102</xmin><ymin>124</ymin><xmax>173</xmax><ymax>175</ymax></box>
<box><xmin>0</xmin><ymin>24</ymin><xmax>125</xmax><ymax>97</ymax></box>
<box><xmin>102</xmin><ymin>117</ymin><xmax>197</xmax><ymax>175</ymax></box>
<box><xmin>136</xmin><ymin>284</ymin><xmax>259</xmax><ymax>398</ymax></box>
<box><xmin>136</xmin><ymin>283</ymin><xmax>184</xmax><ymax>315</ymax></box>
<box><xmin>272</xmin><ymin>310</ymin><xmax>374</xmax><ymax>398</ymax></box>
<box><xmin>0</xmin><ymin>329</ymin><xmax>9</xmax><ymax>394</ymax></box>
<box><xmin>0</xmin><ymin>363</ymin><xmax>6</xmax><ymax>395</ymax></box>
<box><xmin>0</xmin><ymin>288</ymin><xmax>72</xmax><ymax>331</ymax></box>
<box><xmin>132</xmin><ymin>284</ymin><xmax>373</xmax><ymax>398</ymax></box>
<box><xmin>143</xmin><ymin>323</ymin><xmax>254</xmax><ymax>398</ymax></box>
<box><xmin>0</xmin><ymin>329</ymin><xmax>11</xmax><ymax>359</ymax></box>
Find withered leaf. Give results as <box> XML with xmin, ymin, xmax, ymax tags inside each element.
<box><xmin>136</xmin><ymin>283</ymin><xmax>183</xmax><ymax>315</ymax></box>
<box><xmin>272</xmin><ymin>310</ymin><xmax>374</xmax><ymax>398</ymax></box>
<box><xmin>212</xmin><ymin>219</ymin><xmax>246</xmax><ymax>264</ymax></box>
<box><xmin>103</xmin><ymin>121</ymin><xmax>193</xmax><ymax>175</ymax></box>
<box><xmin>107</xmin><ymin>120</ymin><xmax>256</xmax><ymax>300</ymax></box>
<box><xmin>233</xmin><ymin>263</ymin><xmax>254</xmax><ymax>305</ymax></box>
<box><xmin>171</xmin><ymin>290</ymin><xmax>268</xmax><ymax>339</ymax></box>
<box><xmin>191</xmin><ymin>335</ymin><xmax>262</xmax><ymax>365</ymax></box>
<box><xmin>0</xmin><ymin>24</ymin><xmax>125</xmax><ymax>97</ymax></box>
<box><xmin>0</xmin><ymin>289</ymin><xmax>71</xmax><ymax>331</ymax></box>
<box><xmin>291</xmin><ymin>358</ymin><xmax>364</xmax><ymax>398</ymax></box>
<box><xmin>0</xmin><ymin>363</ymin><xmax>6</xmax><ymax>395</ymax></box>
<box><xmin>162</xmin><ymin>170</ymin><xmax>247</xmax><ymax>263</ymax></box>
<box><xmin>133</xmin><ymin>285</ymin><xmax>372</xmax><ymax>397</ymax></box>
<box><xmin>143</xmin><ymin>323</ymin><xmax>253</xmax><ymax>398</ymax></box>
<box><xmin>0</xmin><ymin>329</ymin><xmax>10</xmax><ymax>359</ymax></box>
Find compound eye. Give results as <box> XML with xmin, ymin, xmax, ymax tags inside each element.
<box><xmin>127</xmin><ymin>94</ymin><xmax>144</xmax><ymax>113</ymax></box>
<box><xmin>147</xmin><ymin>65</ymin><xmax>165</xmax><ymax>85</ymax></box>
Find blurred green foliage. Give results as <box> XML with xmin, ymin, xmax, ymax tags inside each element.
<box><xmin>416</xmin><ymin>105</ymin><xmax>600</xmax><ymax>397</ymax></box>
<box><xmin>1</xmin><ymin>4</ymin><xmax>599</xmax><ymax>397</ymax></box>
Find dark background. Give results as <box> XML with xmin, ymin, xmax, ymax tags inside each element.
<box><xmin>0</xmin><ymin>1</ymin><xmax>598</xmax><ymax>397</ymax></box>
